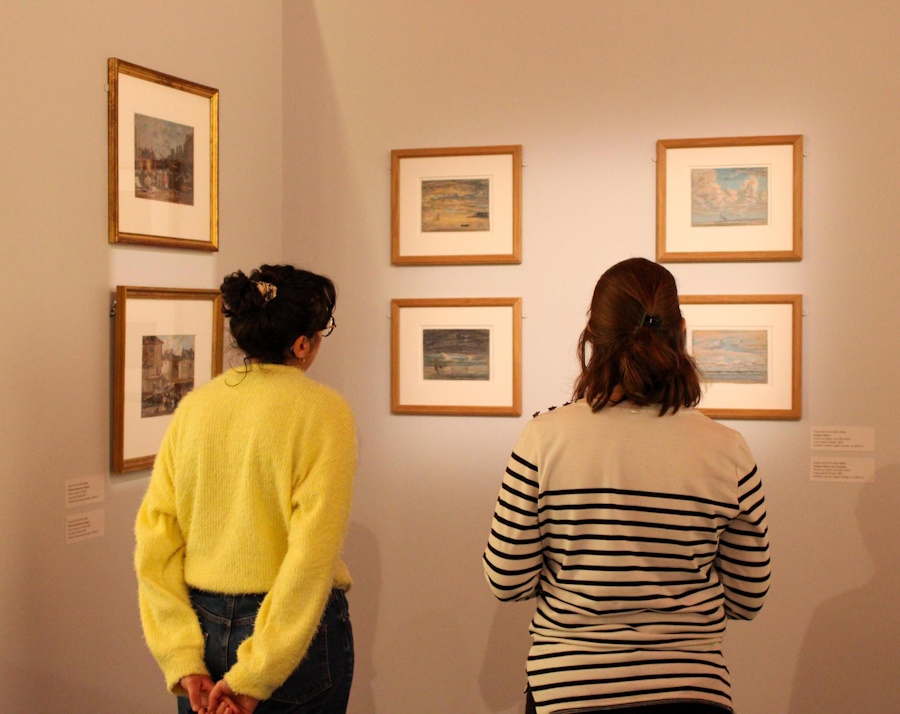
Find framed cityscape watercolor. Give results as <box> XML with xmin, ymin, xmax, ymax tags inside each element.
<box><xmin>680</xmin><ymin>295</ymin><xmax>802</xmax><ymax>419</ymax></box>
<box><xmin>657</xmin><ymin>135</ymin><xmax>803</xmax><ymax>262</ymax></box>
<box><xmin>391</xmin><ymin>145</ymin><xmax>522</xmax><ymax>265</ymax></box>
<box><xmin>391</xmin><ymin>298</ymin><xmax>522</xmax><ymax>415</ymax></box>
<box><xmin>113</xmin><ymin>286</ymin><xmax>224</xmax><ymax>473</ymax></box>
<box><xmin>108</xmin><ymin>58</ymin><xmax>219</xmax><ymax>251</ymax></box>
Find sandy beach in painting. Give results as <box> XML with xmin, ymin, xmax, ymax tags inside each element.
<box><xmin>692</xmin><ymin>329</ymin><xmax>768</xmax><ymax>384</ymax></box>
<box><xmin>422</xmin><ymin>328</ymin><xmax>490</xmax><ymax>380</ymax></box>
<box><xmin>421</xmin><ymin>178</ymin><xmax>490</xmax><ymax>232</ymax></box>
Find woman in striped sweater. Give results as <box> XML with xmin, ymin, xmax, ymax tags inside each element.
<box><xmin>484</xmin><ymin>258</ymin><xmax>770</xmax><ymax>714</ymax></box>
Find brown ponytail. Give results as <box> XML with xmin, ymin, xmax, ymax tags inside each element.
<box><xmin>573</xmin><ymin>258</ymin><xmax>701</xmax><ymax>415</ymax></box>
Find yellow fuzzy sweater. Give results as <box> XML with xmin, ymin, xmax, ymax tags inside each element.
<box><xmin>135</xmin><ymin>364</ymin><xmax>356</xmax><ymax>700</ymax></box>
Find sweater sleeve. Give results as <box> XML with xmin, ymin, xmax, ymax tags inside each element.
<box><xmin>134</xmin><ymin>419</ymin><xmax>209</xmax><ymax>695</ymax></box>
<box><xmin>224</xmin><ymin>396</ymin><xmax>357</xmax><ymax>699</ymax></box>
<box><xmin>716</xmin><ymin>436</ymin><xmax>771</xmax><ymax>620</ymax></box>
<box><xmin>483</xmin><ymin>422</ymin><xmax>543</xmax><ymax>602</ymax></box>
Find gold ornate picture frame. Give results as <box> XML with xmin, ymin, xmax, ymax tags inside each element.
<box><xmin>391</xmin><ymin>145</ymin><xmax>522</xmax><ymax>265</ymax></box>
<box><xmin>113</xmin><ymin>286</ymin><xmax>224</xmax><ymax>473</ymax></box>
<box><xmin>108</xmin><ymin>58</ymin><xmax>219</xmax><ymax>251</ymax></box>
<box><xmin>657</xmin><ymin>135</ymin><xmax>803</xmax><ymax>262</ymax></box>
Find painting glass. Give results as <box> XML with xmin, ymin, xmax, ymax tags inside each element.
<box><xmin>141</xmin><ymin>334</ymin><xmax>196</xmax><ymax>417</ymax></box>
<box><xmin>422</xmin><ymin>328</ymin><xmax>490</xmax><ymax>381</ymax></box>
<box><xmin>134</xmin><ymin>113</ymin><xmax>195</xmax><ymax>205</ymax></box>
<box><xmin>691</xmin><ymin>166</ymin><xmax>768</xmax><ymax>227</ymax></box>
<box><xmin>421</xmin><ymin>178</ymin><xmax>490</xmax><ymax>232</ymax></box>
<box><xmin>691</xmin><ymin>329</ymin><xmax>768</xmax><ymax>384</ymax></box>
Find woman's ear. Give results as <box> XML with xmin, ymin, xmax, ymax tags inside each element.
<box><xmin>292</xmin><ymin>335</ymin><xmax>312</xmax><ymax>361</ymax></box>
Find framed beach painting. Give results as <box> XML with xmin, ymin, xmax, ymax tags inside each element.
<box><xmin>391</xmin><ymin>145</ymin><xmax>522</xmax><ymax>265</ymax></box>
<box><xmin>108</xmin><ymin>58</ymin><xmax>219</xmax><ymax>250</ymax></box>
<box><xmin>391</xmin><ymin>298</ymin><xmax>522</xmax><ymax>415</ymax></box>
<box><xmin>680</xmin><ymin>295</ymin><xmax>802</xmax><ymax>420</ymax></box>
<box><xmin>657</xmin><ymin>135</ymin><xmax>803</xmax><ymax>262</ymax></box>
<box><xmin>112</xmin><ymin>286</ymin><xmax>224</xmax><ymax>473</ymax></box>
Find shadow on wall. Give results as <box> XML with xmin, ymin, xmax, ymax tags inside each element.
<box><xmin>345</xmin><ymin>521</ymin><xmax>382</xmax><ymax>714</ymax></box>
<box><xmin>787</xmin><ymin>465</ymin><xmax>900</xmax><ymax>712</ymax></box>
<box><xmin>479</xmin><ymin>595</ymin><xmax>534</xmax><ymax>712</ymax></box>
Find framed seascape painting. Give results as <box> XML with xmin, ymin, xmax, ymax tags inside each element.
<box><xmin>108</xmin><ymin>58</ymin><xmax>219</xmax><ymax>250</ymax></box>
<box><xmin>657</xmin><ymin>135</ymin><xmax>803</xmax><ymax>262</ymax></box>
<box><xmin>680</xmin><ymin>295</ymin><xmax>802</xmax><ymax>420</ymax></box>
<box><xmin>391</xmin><ymin>298</ymin><xmax>522</xmax><ymax>415</ymax></box>
<box><xmin>113</xmin><ymin>286</ymin><xmax>224</xmax><ymax>473</ymax></box>
<box><xmin>391</xmin><ymin>145</ymin><xmax>522</xmax><ymax>265</ymax></box>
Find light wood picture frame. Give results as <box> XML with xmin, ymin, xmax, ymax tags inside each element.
<box><xmin>113</xmin><ymin>286</ymin><xmax>224</xmax><ymax>473</ymax></box>
<box><xmin>108</xmin><ymin>58</ymin><xmax>219</xmax><ymax>251</ymax></box>
<box><xmin>391</xmin><ymin>298</ymin><xmax>522</xmax><ymax>416</ymax></box>
<box><xmin>680</xmin><ymin>294</ymin><xmax>802</xmax><ymax>420</ymax></box>
<box><xmin>657</xmin><ymin>135</ymin><xmax>803</xmax><ymax>262</ymax></box>
<box><xmin>391</xmin><ymin>145</ymin><xmax>522</xmax><ymax>265</ymax></box>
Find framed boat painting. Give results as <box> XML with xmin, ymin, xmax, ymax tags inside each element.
<box><xmin>108</xmin><ymin>58</ymin><xmax>219</xmax><ymax>251</ymax></box>
<box><xmin>657</xmin><ymin>135</ymin><xmax>803</xmax><ymax>262</ymax></box>
<box><xmin>112</xmin><ymin>286</ymin><xmax>224</xmax><ymax>473</ymax></box>
<box><xmin>391</xmin><ymin>298</ymin><xmax>522</xmax><ymax>415</ymax></box>
<box><xmin>391</xmin><ymin>145</ymin><xmax>522</xmax><ymax>265</ymax></box>
<box><xmin>680</xmin><ymin>294</ymin><xmax>802</xmax><ymax>420</ymax></box>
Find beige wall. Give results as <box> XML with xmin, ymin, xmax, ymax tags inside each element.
<box><xmin>283</xmin><ymin>1</ymin><xmax>899</xmax><ymax>713</ymax></box>
<box><xmin>1</xmin><ymin>0</ymin><xmax>898</xmax><ymax>711</ymax></box>
<box><xmin>0</xmin><ymin>0</ymin><xmax>283</xmax><ymax>709</ymax></box>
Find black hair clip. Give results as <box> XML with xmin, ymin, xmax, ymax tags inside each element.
<box><xmin>639</xmin><ymin>313</ymin><xmax>661</xmax><ymax>329</ymax></box>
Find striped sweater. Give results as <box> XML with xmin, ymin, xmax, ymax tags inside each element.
<box><xmin>483</xmin><ymin>400</ymin><xmax>770</xmax><ymax>713</ymax></box>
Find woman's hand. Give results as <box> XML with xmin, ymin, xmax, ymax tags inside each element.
<box><xmin>180</xmin><ymin>674</ymin><xmax>215</xmax><ymax>713</ymax></box>
<box><xmin>207</xmin><ymin>679</ymin><xmax>259</xmax><ymax>714</ymax></box>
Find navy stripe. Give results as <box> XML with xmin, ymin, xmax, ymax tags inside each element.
<box><xmin>544</xmin><ymin>531</ymin><xmax>718</xmax><ymax>547</ymax></box>
<box><xmin>502</xmin><ymin>482</ymin><xmax>537</xmax><ymax>504</ymax></box>
<box><xmin>495</xmin><ymin>497</ymin><xmax>536</xmax><ymax>518</ymax></box>
<box><xmin>544</xmin><ymin>544</ymin><xmax>715</xmax><ymax>561</ymax></box>
<box><xmin>541</xmin><ymin>515</ymin><xmax>721</xmax><ymax>534</ymax></box>
<box><xmin>505</xmin><ymin>465</ymin><xmax>538</xmax><ymax>487</ymax></box>
<box><xmin>490</xmin><ymin>527</ymin><xmax>541</xmax><ymax>546</ymax></box>
<box><xmin>541</xmin><ymin>486</ymin><xmax>737</xmax><ymax>510</ymax></box>
<box><xmin>511</xmin><ymin>451</ymin><xmax>538</xmax><ymax>471</ymax></box>
<box><xmin>539</xmin><ymin>502</ymin><xmax>732</xmax><ymax>523</ymax></box>
<box><xmin>718</xmin><ymin>538</ymin><xmax>769</xmax><ymax>553</ymax></box>
<box><xmin>486</xmin><ymin>541</ymin><xmax>540</xmax><ymax>561</ymax></box>
<box><xmin>492</xmin><ymin>514</ymin><xmax>538</xmax><ymax>534</ymax></box>
<box><xmin>529</xmin><ymin>656</ymin><xmax>729</xmax><ymax>677</ymax></box>
<box><xmin>537</xmin><ymin>683</ymin><xmax>731</xmax><ymax>707</ymax></box>
<box><xmin>738</xmin><ymin>465</ymin><xmax>758</xmax><ymax>486</ymax></box>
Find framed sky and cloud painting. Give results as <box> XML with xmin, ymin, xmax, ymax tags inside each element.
<box><xmin>657</xmin><ymin>135</ymin><xmax>803</xmax><ymax>262</ymax></box>
<box><xmin>681</xmin><ymin>295</ymin><xmax>802</xmax><ymax>420</ymax></box>
<box><xmin>391</xmin><ymin>146</ymin><xmax>522</xmax><ymax>265</ymax></box>
<box><xmin>391</xmin><ymin>298</ymin><xmax>522</xmax><ymax>415</ymax></box>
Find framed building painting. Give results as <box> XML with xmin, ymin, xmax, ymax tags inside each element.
<box><xmin>391</xmin><ymin>145</ymin><xmax>522</xmax><ymax>265</ymax></box>
<box><xmin>113</xmin><ymin>286</ymin><xmax>224</xmax><ymax>473</ymax></box>
<box><xmin>680</xmin><ymin>295</ymin><xmax>802</xmax><ymax>420</ymax></box>
<box><xmin>108</xmin><ymin>58</ymin><xmax>219</xmax><ymax>250</ymax></box>
<box><xmin>391</xmin><ymin>298</ymin><xmax>522</xmax><ymax>415</ymax></box>
<box><xmin>657</xmin><ymin>135</ymin><xmax>803</xmax><ymax>262</ymax></box>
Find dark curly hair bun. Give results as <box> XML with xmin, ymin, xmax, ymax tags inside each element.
<box><xmin>220</xmin><ymin>264</ymin><xmax>336</xmax><ymax>365</ymax></box>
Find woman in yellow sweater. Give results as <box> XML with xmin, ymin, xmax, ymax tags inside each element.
<box><xmin>135</xmin><ymin>264</ymin><xmax>357</xmax><ymax>714</ymax></box>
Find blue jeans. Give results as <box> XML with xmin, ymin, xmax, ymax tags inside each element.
<box><xmin>177</xmin><ymin>588</ymin><xmax>354</xmax><ymax>714</ymax></box>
